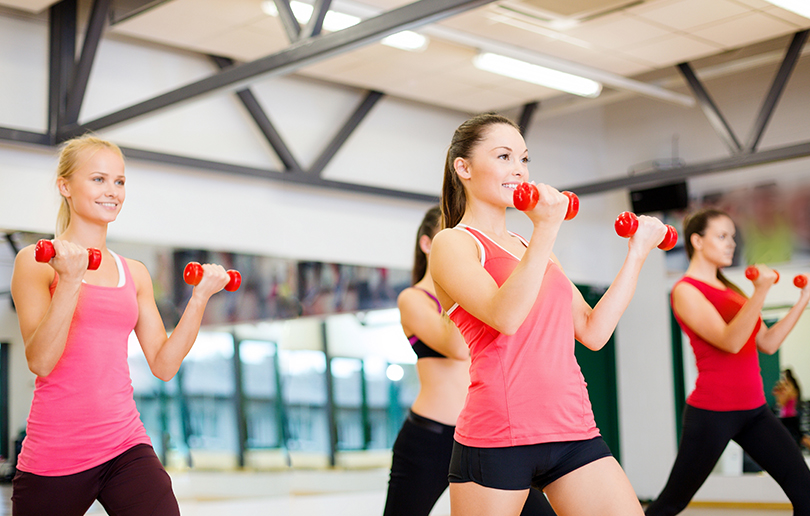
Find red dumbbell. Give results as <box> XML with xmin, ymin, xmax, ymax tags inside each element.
<box><xmin>614</xmin><ymin>212</ymin><xmax>678</xmax><ymax>251</ymax></box>
<box><xmin>183</xmin><ymin>262</ymin><xmax>242</xmax><ymax>292</ymax></box>
<box><xmin>745</xmin><ymin>266</ymin><xmax>780</xmax><ymax>284</ymax></box>
<box><xmin>793</xmin><ymin>274</ymin><xmax>807</xmax><ymax>289</ymax></box>
<box><xmin>513</xmin><ymin>183</ymin><xmax>579</xmax><ymax>220</ymax></box>
<box><xmin>35</xmin><ymin>239</ymin><xmax>101</xmax><ymax>270</ymax></box>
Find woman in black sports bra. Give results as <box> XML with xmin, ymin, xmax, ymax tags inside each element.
<box><xmin>382</xmin><ymin>206</ymin><xmax>556</xmax><ymax>516</ymax></box>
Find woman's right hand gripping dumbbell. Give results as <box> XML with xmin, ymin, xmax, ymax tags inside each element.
<box><xmin>35</xmin><ymin>239</ymin><xmax>101</xmax><ymax>281</ymax></box>
<box><xmin>614</xmin><ymin>212</ymin><xmax>673</xmax><ymax>253</ymax></box>
<box><xmin>513</xmin><ymin>182</ymin><xmax>578</xmax><ymax>226</ymax></box>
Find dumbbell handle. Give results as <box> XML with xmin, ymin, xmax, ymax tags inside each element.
<box><xmin>745</xmin><ymin>266</ymin><xmax>780</xmax><ymax>284</ymax></box>
<box><xmin>513</xmin><ymin>183</ymin><xmax>579</xmax><ymax>220</ymax></box>
<box><xmin>614</xmin><ymin>212</ymin><xmax>678</xmax><ymax>251</ymax></box>
<box><xmin>183</xmin><ymin>262</ymin><xmax>242</xmax><ymax>292</ymax></box>
<box><xmin>35</xmin><ymin>239</ymin><xmax>101</xmax><ymax>270</ymax></box>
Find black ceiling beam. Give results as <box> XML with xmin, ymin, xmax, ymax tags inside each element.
<box><xmin>273</xmin><ymin>0</ymin><xmax>302</xmax><ymax>42</ymax></box>
<box><xmin>518</xmin><ymin>101</ymin><xmax>538</xmax><ymax>137</ymax></box>
<box><xmin>211</xmin><ymin>56</ymin><xmax>303</xmax><ymax>173</ymax></box>
<box><xmin>119</xmin><ymin>146</ymin><xmax>438</xmax><ymax>202</ymax></box>
<box><xmin>58</xmin><ymin>0</ymin><xmax>493</xmax><ymax>139</ymax></box>
<box><xmin>562</xmin><ymin>140</ymin><xmax>810</xmax><ymax>196</ymax></box>
<box><xmin>745</xmin><ymin>30</ymin><xmax>809</xmax><ymax>153</ymax></box>
<box><xmin>677</xmin><ymin>62</ymin><xmax>742</xmax><ymax>154</ymax></box>
<box><xmin>302</xmin><ymin>0</ymin><xmax>332</xmax><ymax>39</ymax></box>
<box><xmin>109</xmin><ymin>0</ymin><xmax>171</xmax><ymax>24</ymax></box>
<box><xmin>0</xmin><ymin>128</ymin><xmax>50</xmax><ymax>146</ymax></box>
<box><xmin>48</xmin><ymin>0</ymin><xmax>77</xmax><ymax>144</ymax></box>
<box><xmin>309</xmin><ymin>90</ymin><xmax>384</xmax><ymax>177</ymax></box>
<box><xmin>65</xmin><ymin>0</ymin><xmax>112</xmax><ymax>124</ymax></box>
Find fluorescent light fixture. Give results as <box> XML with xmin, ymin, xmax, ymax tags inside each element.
<box><xmin>473</xmin><ymin>52</ymin><xmax>602</xmax><ymax>98</ymax></box>
<box><xmin>763</xmin><ymin>0</ymin><xmax>810</xmax><ymax>19</ymax></box>
<box><xmin>381</xmin><ymin>31</ymin><xmax>429</xmax><ymax>51</ymax></box>
<box><xmin>260</xmin><ymin>0</ymin><xmax>360</xmax><ymax>32</ymax></box>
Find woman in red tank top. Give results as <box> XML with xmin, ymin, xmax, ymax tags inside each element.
<box><xmin>10</xmin><ymin>135</ymin><xmax>232</xmax><ymax>515</ymax></box>
<box><xmin>430</xmin><ymin>113</ymin><xmax>669</xmax><ymax>516</ymax></box>
<box><xmin>646</xmin><ymin>209</ymin><xmax>810</xmax><ymax>516</ymax></box>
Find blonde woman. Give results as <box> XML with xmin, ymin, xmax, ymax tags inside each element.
<box><xmin>11</xmin><ymin>135</ymin><xmax>230</xmax><ymax>515</ymax></box>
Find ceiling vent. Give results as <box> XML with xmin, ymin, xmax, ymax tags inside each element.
<box><xmin>488</xmin><ymin>0</ymin><xmax>644</xmax><ymax>33</ymax></box>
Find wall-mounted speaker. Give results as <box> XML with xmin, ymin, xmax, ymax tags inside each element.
<box><xmin>630</xmin><ymin>181</ymin><xmax>688</xmax><ymax>214</ymax></box>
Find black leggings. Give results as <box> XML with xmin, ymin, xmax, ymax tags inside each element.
<box><xmin>12</xmin><ymin>444</ymin><xmax>179</xmax><ymax>516</ymax></box>
<box><xmin>646</xmin><ymin>404</ymin><xmax>810</xmax><ymax>516</ymax></box>
<box><xmin>383</xmin><ymin>411</ymin><xmax>556</xmax><ymax>516</ymax></box>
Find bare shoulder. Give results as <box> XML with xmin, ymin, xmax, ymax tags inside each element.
<box><xmin>123</xmin><ymin>257</ymin><xmax>152</xmax><ymax>290</ymax></box>
<box><xmin>12</xmin><ymin>244</ymin><xmax>52</xmax><ymax>281</ymax></box>
<box><xmin>397</xmin><ymin>287</ymin><xmax>432</xmax><ymax>311</ymax></box>
<box><xmin>431</xmin><ymin>227</ymin><xmax>477</xmax><ymax>255</ymax></box>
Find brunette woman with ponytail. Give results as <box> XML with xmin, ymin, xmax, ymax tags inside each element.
<box><xmin>430</xmin><ymin>113</ymin><xmax>669</xmax><ymax>516</ymax></box>
<box><xmin>383</xmin><ymin>206</ymin><xmax>556</xmax><ymax>516</ymax></box>
<box><xmin>645</xmin><ymin>209</ymin><xmax>810</xmax><ymax>516</ymax></box>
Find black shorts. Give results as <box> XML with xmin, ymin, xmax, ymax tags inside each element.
<box><xmin>448</xmin><ymin>436</ymin><xmax>612</xmax><ymax>491</ymax></box>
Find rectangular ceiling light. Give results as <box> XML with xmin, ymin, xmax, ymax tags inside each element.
<box><xmin>381</xmin><ymin>31</ymin><xmax>429</xmax><ymax>51</ymax></box>
<box><xmin>763</xmin><ymin>0</ymin><xmax>810</xmax><ymax>19</ymax></box>
<box><xmin>261</xmin><ymin>0</ymin><xmax>428</xmax><ymax>50</ymax></box>
<box><xmin>473</xmin><ymin>52</ymin><xmax>602</xmax><ymax>97</ymax></box>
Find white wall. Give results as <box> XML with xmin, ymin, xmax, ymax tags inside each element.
<box><xmin>1</xmin><ymin>9</ymin><xmax>810</xmax><ymax>502</ymax></box>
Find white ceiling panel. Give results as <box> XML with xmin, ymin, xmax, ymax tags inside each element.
<box><xmin>619</xmin><ymin>33</ymin><xmax>722</xmax><ymax>66</ymax></box>
<box><xmin>690</xmin><ymin>11</ymin><xmax>799</xmax><ymax>48</ymax></box>
<box><xmin>564</xmin><ymin>13</ymin><xmax>674</xmax><ymax>50</ymax></box>
<box><xmin>0</xmin><ymin>0</ymin><xmax>57</xmax><ymax>13</ymax></box>
<box><xmin>630</xmin><ymin>0</ymin><xmax>749</xmax><ymax>31</ymax></box>
<box><xmin>761</xmin><ymin>5</ymin><xmax>810</xmax><ymax>27</ymax></box>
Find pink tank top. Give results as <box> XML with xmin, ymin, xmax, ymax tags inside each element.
<box><xmin>17</xmin><ymin>252</ymin><xmax>152</xmax><ymax>476</ymax></box>
<box><xmin>447</xmin><ymin>225</ymin><xmax>599</xmax><ymax>447</ymax></box>
<box><xmin>672</xmin><ymin>276</ymin><xmax>765</xmax><ymax>411</ymax></box>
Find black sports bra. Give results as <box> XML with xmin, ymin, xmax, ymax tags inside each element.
<box><xmin>406</xmin><ymin>288</ymin><xmax>448</xmax><ymax>359</ymax></box>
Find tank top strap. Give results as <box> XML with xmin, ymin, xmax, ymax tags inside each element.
<box><xmin>412</xmin><ymin>287</ymin><xmax>441</xmax><ymax>313</ymax></box>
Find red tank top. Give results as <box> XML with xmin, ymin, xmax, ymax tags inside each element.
<box><xmin>672</xmin><ymin>276</ymin><xmax>765</xmax><ymax>411</ymax></box>
<box><xmin>447</xmin><ymin>225</ymin><xmax>599</xmax><ymax>447</ymax></box>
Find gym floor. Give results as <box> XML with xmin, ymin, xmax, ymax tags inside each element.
<box><xmin>0</xmin><ymin>468</ymin><xmax>793</xmax><ymax>515</ymax></box>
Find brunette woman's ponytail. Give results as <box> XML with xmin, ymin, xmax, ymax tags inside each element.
<box><xmin>440</xmin><ymin>113</ymin><xmax>519</xmax><ymax>229</ymax></box>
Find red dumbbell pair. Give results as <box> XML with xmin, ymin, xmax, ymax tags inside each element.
<box><xmin>745</xmin><ymin>266</ymin><xmax>807</xmax><ymax>288</ymax></box>
<box><xmin>183</xmin><ymin>262</ymin><xmax>242</xmax><ymax>292</ymax></box>
<box><xmin>614</xmin><ymin>212</ymin><xmax>678</xmax><ymax>251</ymax></box>
<box><xmin>513</xmin><ymin>183</ymin><xmax>579</xmax><ymax>220</ymax></box>
<box><xmin>35</xmin><ymin>239</ymin><xmax>102</xmax><ymax>270</ymax></box>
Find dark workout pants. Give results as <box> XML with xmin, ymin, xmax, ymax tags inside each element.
<box><xmin>12</xmin><ymin>444</ymin><xmax>180</xmax><ymax>516</ymax></box>
<box><xmin>646</xmin><ymin>404</ymin><xmax>810</xmax><ymax>516</ymax></box>
<box><xmin>383</xmin><ymin>411</ymin><xmax>556</xmax><ymax>516</ymax></box>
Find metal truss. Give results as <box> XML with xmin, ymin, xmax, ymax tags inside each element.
<box><xmin>677</xmin><ymin>30</ymin><xmax>809</xmax><ymax>156</ymax></box>
<box><xmin>0</xmin><ymin>2</ymin><xmax>807</xmax><ymax>201</ymax></box>
<box><xmin>562</xmin><ymin>30</ymin><xmax>810</xmax><ymax>197</ymax></box>
<box><xmin>1</xmin><ymin>0</ymin><xmax>493</xmax><ymax>203</ymax></box>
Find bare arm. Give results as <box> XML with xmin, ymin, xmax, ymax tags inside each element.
<box><xmin>756</xmin><ymin>282</ymin><xmax>810</xmax><ymax>355</ymax></box>
<box><xmin>131</xmin><ymin>260</ymin><xmax>229</xmax><ymax>381</ymax></box>
<box><xmin>11</xmin><ymin>240</ymin><xmax>92</xmax><ymax>377</ymax></box>
<box><xmin>671</xmin><ymin>269</ymin><xmax>777</xmax><ymax>354</ymax></box>
<box><xmin>398</xmin><ymin>288</ymin><xmax>468</xmax><ymax>360</ymax></box>
<box><xmin>431</xmin><ymin>185</ymin><xmax>567</xmax><ymax>335</ymax></box>
<box><xmin>571</xmin><ymin>216</ymin><xmax>667</xmax><ymax>350</ymax></box>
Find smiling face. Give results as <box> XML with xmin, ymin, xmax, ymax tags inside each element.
<box><xmin>58</xmin><ymin>147</ymin><xmax>126</xmax><ymax>227</ymax></box>
<box><xmin>454</xmin><ymin>123</ymin><xmax>529</xmax><ymax>208</ymax></box>
<box><xmin>692</xmin><ymin>215</ymin><xmax>736</xmax><ymax>267</ymax></box>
